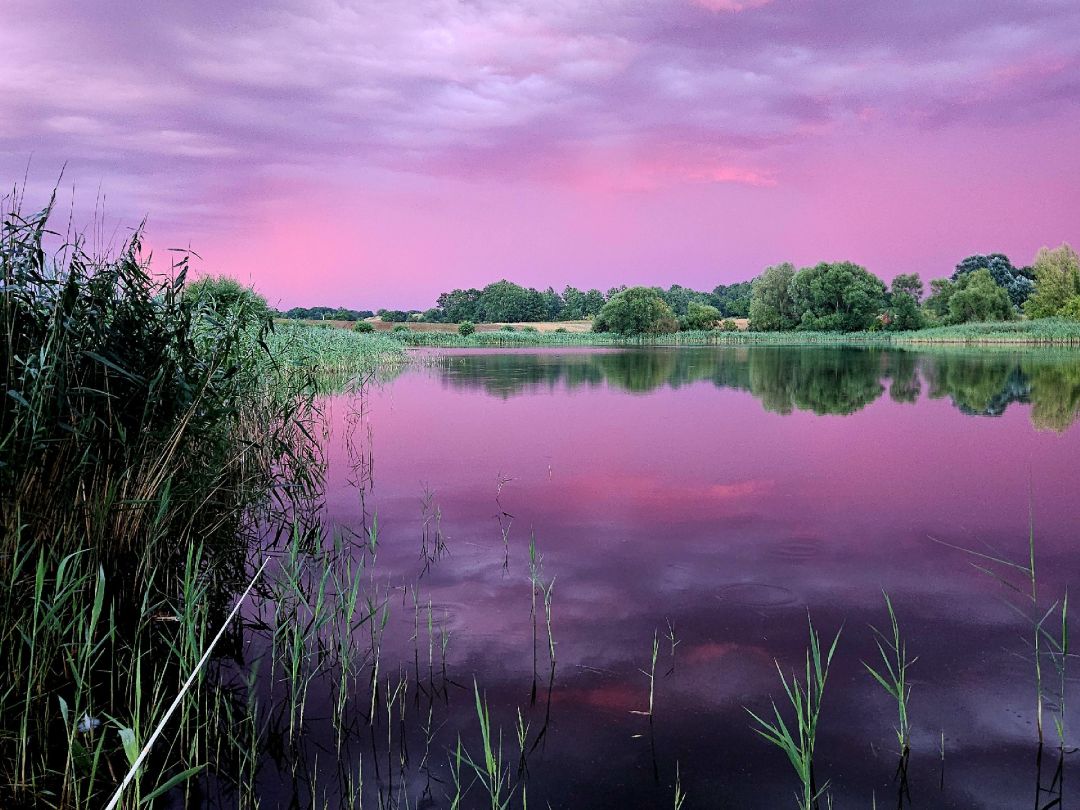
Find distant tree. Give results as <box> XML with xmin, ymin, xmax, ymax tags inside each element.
<box><xmin>948</xmin><ymin>269</ymin><xmax>1014</xmax><ymax>323</ymax></box>
<box><xmin>185</xmin><ymin>275</ymin><xmax>271</xmax><ymax>326</ymax></box>
<box><xmin>606</xmin><ymin>285</ymin><xmax>628</xmax><ymax>300</ymax></box>
<box><xmin>477</xmin><ymin>280</ymin><xmax>547</xmax><ymax>322</ymax></box>
<box><xmin>885</xmin><ymin>293</ymin><xmax>925</xmax><ymax>331</ymax></box>
<box><xmin>582</xmin><ymin>289</ymin><xmax>606</xmax><ymax>316</ymax></box>
<box><xmin>458</xmin><ymin>320</ymin><xmax>476</xmax><ymax>337</ymax></box>
<box><xmin>953</xmin><ymin>253</ymin><xmax>1034</xmax><ymax>308</ymax></box>
<box><xmin>923</xmin><ymin>278</ymin><xmax>956</xmax><ymax>322</ymax></box>
<box><xmin>540</xmin><ymin>286</ymin><xmax>564</xmax><ymax>320</ymax></box>
<box><xmin>680</xmin><ymin>301</ymin><xmax>721</xmax><ymax>331</ymax></box>
<box><xmin>561</xmin><ymin>286</ymin><xmax>586</xmax><ymax>319</ymax></box>
<box><xmin>788</xmin><ymin>262</ymin><xmax>886</xmax><ymax>332</ymax></box>
<box><xmin>1024</xmin><ymin>244</ymin><xmax>1080</xmax><ymax>318</ymax></box>
<box><xmin>884</xmin><ymin>273</ymin><xmax>925</xmax><ymax>331</ymax></box>
<box><xmin>1059</xmin><ymin>296</ymin><xmax>1080</xmax><ymax>321</ymax></box>
<box><xmin>890</xmin><ymin>273</ymin><xmax>924</xmax><ymax>302</ymax></box>
<box><xmin>420</xmin><ymin>308</ymin><xmax>443</xmax><ymax>322</ymax></box>
<box><xmin>594</xmin><ymin>287</ymin><xmax>677</xmax><ymax>335</ymax></box>
<box><xmin>353</xmin><ymin>320</ymin><xmax>374</xmax><ymax>333</ymax></box>
<box><xmin>713</xmin><ymin>281</ymin><xmax>754</xmax><ymax>317</ymax></box>
<box><xmin>748</xmin><ymin>263</ymin><xmax>797</xmax><ymax>331</ymax></box>
<box><xmin>380</xmin><ymin>310</ymin><xmax>409</xmax><ymax>322</ymax></box>
<box><xmin>436</xmin><ymin>288</ymin><xmax>483</xmax><ymax>323</ymax></box>
<box><xmin>661</xmin><ymin>284</ymin><xmax>694</xmax><ymax>316</ymax></box>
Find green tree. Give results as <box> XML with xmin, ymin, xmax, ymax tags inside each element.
<box><xmin>582</xmin><ymin>289</ymin><xmax>607</xmax><ymax>316</ymax></box>
<box><xmin>890</xmin><ymin>273</ymin><xmax>924</xmax><ymax>302</ymax></box>
<box><xmin>713</xmin><ymin>280</ymin><xmax>754</xmax><ymax>317</ymax></box>
<box><xmin>593</xmin><ymin>287</ymin><xmax>678</xmax><ymax>335</ymax></box>
<box><xmin>885</xmin><ymin>273</ymin><xmax>925</xmax><ymax>331</ymax></box>
<box><xmin>540</xmin><ymin>286</ymin><xmax>564</xmax><ymax>320</ymax></box>
<box><xmin>948</xmin><ymin>269</ymin><xmax>1013</xmax><ymax>323</ymax></box>
<box><xmin>353</xmin><ymin>320</ymin><xmax>374</xmax><ymax>333</ymax></box>
<box><xmin>923</xmin><ymin>278</ymin><xmax>955</xmax><ymax>322</ymax></box>
<box><xmin>680</xmin><ymin>301</ymin><xmax>721</xmax><ymax>331</ymax></box>
<box><xmin>436</xmin><ymin>288</ymin><xmax>482</xmax><ymax>323</ymax></box>
<box><xmin>1060</xmin><ymin>296</ymin><xmax>1080</xmax><ymax>321</ymax></box>
<box><xmin>458</xmin><ymin>320</ymin><xmax>476</xmax><ymax>336</ymax></box>
<box><xmin>788</xmin><ymin>261</ymin><xmax>887</xmax><ymax>332</ymax></box>
<box><xmin>1024</xmin><ymin>244</ymin><xmax>1080</xmax><ymax>318</ymax></box>
<box><xmin>561</xmin><ymin>286</ymin><xmax>587</xmax><ymax>319</ymax></box>
<box><xmin>748</xmin><ymin>263</ymin><xmax>797</xmax><ymax>331</ymax></box>
<box><xmin>953</xmin><ymin>253</ymin><xmax>1034</xmax><ymax>308</ymax></box>
<box><xmin>478</xmin><ymin>280</ymin><xmax>547</xmax><ymax>322</ymax></box>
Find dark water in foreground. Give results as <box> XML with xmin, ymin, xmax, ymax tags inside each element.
<box><xmin>236</xmin><ymin>347</ymin><xmax>1080</xmax><ymax>809</ymax></box>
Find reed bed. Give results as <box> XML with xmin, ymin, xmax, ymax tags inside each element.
<box><xmin>0</xmin><ymin>191</ymin><xmax>404</xmax><ymax>808</ymax></box>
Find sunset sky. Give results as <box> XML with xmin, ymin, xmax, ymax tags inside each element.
<box><xmin>2</xmin><ymin>0</ymin><xmax>1078</xmax><ymax>310</ymax></box>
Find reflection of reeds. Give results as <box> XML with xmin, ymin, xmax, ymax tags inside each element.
<box><xmin>746</xmin><ymin>614</ymin><xmax>841</xmax><ymax>810</ymax></box>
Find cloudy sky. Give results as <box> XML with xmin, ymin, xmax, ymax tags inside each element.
<box><xmin>2</xmin><ymin>0</ymin><xmax>1078</xmax><ymax>309</ymax></box>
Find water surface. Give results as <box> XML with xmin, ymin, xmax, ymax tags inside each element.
<box><xmin>242</xmin><ymin>346</ymin><xmax>1080</xmax><ymax>808</ymax></box>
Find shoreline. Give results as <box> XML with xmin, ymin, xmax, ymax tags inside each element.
<box><xmin>375</xmin><ymin>319</ymin><xmax>1080</xmax><ymax>349</ymax></box>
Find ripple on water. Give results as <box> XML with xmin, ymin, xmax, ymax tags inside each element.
<box><xmin>767</xmin><ymin>536</ymin><xmax>823</xmax><ymax>562</ymax></box>
<box><xmin>715</xmin><ymin>582</ymin><xmax>798</xmax><ymax>608</ymax></box>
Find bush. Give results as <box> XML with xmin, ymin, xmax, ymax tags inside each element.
<box><xmin>948</xmin><ymin>269</ymin><xmax>1013</xmax><ymax>323</ymax></box>
<box><xmin>353</xmin><ymin>320</ymin><xmax>374</xmax><ymax>333</ymax></box>
<box><xmin>458</xmin><ymin>320</ymin><xmax>476</xmax><ymax>336</ymax></box>
<box><xmin>501</xmin><ymin>324</ymin><xmax>516</xmax><ymax>332</ymax></box>
<box><xmin>1059</xmin><ymin>295</ymin><xmax>1080</xmax><ymax>321</ymax></box>
<box><xmin>185</xmin><ymin>274</ymin><xmax>271</xmax><ymax>328</ymax></box>
<box><xmin>595</xmin><ymin>287</ymin><xmax>678</xmax><ymax>335</ymax></box>
<box><xmin>679</xmin><ymin>301</ymin><xmax>721</xmax><ymax>331</ymax></box>
<box><xmin>392</xmin><ymin>324</ymin><xmax>410</xmax><ymax>333</ymax></box>
<box><xmin>521</xmin><ymin>326</ymin><xmax>539</xmax><ymax>333</ymax></box>
<box><xmin>554</xmin><ymin>327</ymin><xmax>568</xmax><ymax>333</ymax></box>
<box><xmin>719</xmin><ymin>319</ymin><xmax>739</xmax><ymax>332</ymax></box>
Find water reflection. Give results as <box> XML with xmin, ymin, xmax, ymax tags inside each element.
<box><xmin>214</xmin><ymin>346</ymin><xmax>1080</xmax><ymax>810</ymax></box>
<box><xmin>432</xmin><ymin>346</ymin><xmax>1080</xmax><ymax>430</ymax></box>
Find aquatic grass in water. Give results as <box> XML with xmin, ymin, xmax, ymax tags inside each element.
<box><xmin>932</xmin><ymin>498</ymin><xmax>1071</xmax><ymax>747</ymax></box>
<box><xmin>863</xmin><ymin>591</ymin><xmax>916</xmax><ymax>754</ymax></box>
<box><xmin>746</xmin><ymin>615</ymin><xmax>842</xmax><ymax>810</ymax></box>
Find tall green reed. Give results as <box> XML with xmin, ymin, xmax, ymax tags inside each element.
<box><xmin>746</xmin><ymin>614</ymin><xmax>842</xmax><ymax>810</ymax></box>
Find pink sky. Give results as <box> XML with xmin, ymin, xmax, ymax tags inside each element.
<box><xmin>2</xmin><ymin>0</ymin><xmax>1079</xmax><ymax>309</ymax></box>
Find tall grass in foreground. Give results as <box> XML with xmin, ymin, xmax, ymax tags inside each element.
<box><xmin>0</xmin><ymin>190</ymin><xmax>403</xmax><ymax>807</ymax></box>
<box><xmin>746</xmin><ymin>615</ymin><xmax>842</xmax><ymax>810</ymax></box>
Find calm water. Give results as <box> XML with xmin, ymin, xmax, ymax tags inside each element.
<box><xmin>233</xmin><ymin>346</ymin><xmax>1080</xmax><ymax>809</ymax></box>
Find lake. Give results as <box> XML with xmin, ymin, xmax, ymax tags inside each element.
<box><xmin>231</xmin><ymin>346</ymin><xmax>1080</xmax><ymax>809</ymax></box>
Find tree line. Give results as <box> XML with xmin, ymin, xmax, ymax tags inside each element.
<box><xmin>598</xmin><ymin>244</ymin><xmax>1079</xmax><ymax>335</ymax></box>
<box><xmin>273</xmin><ymin>243</ymin><xmax>1079</xmax><ymax>335</ymax></box>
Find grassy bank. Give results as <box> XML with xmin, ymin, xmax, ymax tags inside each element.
<box><xmin>381</xmin><ymin>317</ymin><xmax>1080</xmax><ymax>348</ymax></box>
